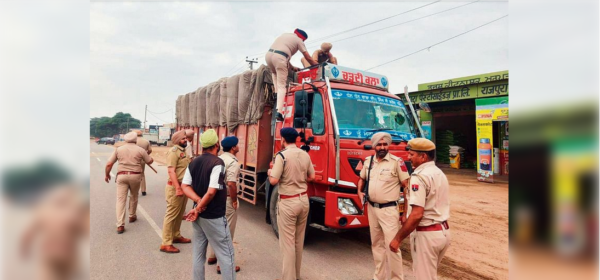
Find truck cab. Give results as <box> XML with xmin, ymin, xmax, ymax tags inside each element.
<box><xmin>266</xmin><ymin>63</ymin><xmax>418</xmax><ymax>235</ymax></box>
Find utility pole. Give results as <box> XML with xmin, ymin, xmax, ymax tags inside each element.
<box><xmin>246</xmin><ymin>56</ymin><xmax>258</xmax><ymax>70</ymax></box>
<box><xmin>126</xmin><ymin>117</ymin><xmax>130</xmax><ymax>132</ymax></box>
<box><xmin>144</xmin><ymin>105</ymin><xmax>147</xmax><ymax>132</ymax></box>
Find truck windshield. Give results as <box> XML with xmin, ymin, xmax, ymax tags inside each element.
<box><xmin>331</xmin><ymin>89</ymin><xmax>415</xmax><ymax>140</ymax></box>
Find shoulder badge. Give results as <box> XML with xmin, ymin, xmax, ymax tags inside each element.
<box><xmin>398</xmin><ymin>159</ymin><xmax>408</xmax><ymax>172</ymax></box>
<box><xmin>411</xmin><ymin>184</ymin><xmax>419</xmax><ymax>192</ymax></box>
<box><xmin>171</xmin><ymin>147</ymin><xmax>177</xmax><ymax>152</ymax></box>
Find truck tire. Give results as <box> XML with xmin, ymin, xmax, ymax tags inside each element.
<box><xmin>269</xmin><ymin>185</ymin><xmax>280</xmax><ymax>238</ymax></box>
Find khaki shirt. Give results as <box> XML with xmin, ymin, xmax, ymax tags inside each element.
<box><xmin>107</xmin><ymin>143</ymin><xmax>152</xmax><ymax>173</ymax></box>
<box><xmin>271</xmin><ymin>146</ymin><xmax>315</xmax><ymax>196</ymax></box>
<box><xmin>360</xmin><ymin>153</ymin><xmax>410</xmax><ymax>204</ymax></box>
<box><xmin>185</xmin><ymin>140</ymin><xmax>194</xmax><ymax>159</ymax></box>
<box><xmin>408</xmin><ymin>161</ymin><xmax>450</xmax><ymax>226</ymax></box>
<box><xmin>136</xmin><ymin>136</ymin><xmax>152</xmax><ymax>154</ymax></box>
<box><xmin>269</xmin><ymin>33</ymin><xmax>308</xmax><ymax>58</ymax></box>
<box><xmin>166</xmin><ymin>145</ymin><xmax>191</xmax><ymax>182</ymax></box>
<box><xmin>219</xmin><ymin>152</ymin><xmax>240</xmax><ymax>183</ymax></box>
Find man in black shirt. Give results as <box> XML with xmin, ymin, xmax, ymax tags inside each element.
<box><xmin>181</xmin><ymin>129</ymin><xmax>236</xmax><ymax>280</ymax></box>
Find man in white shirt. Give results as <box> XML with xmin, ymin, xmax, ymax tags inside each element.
<box><xmin>181</xmin><ymin>129</ymin><xmax>236</xmax><ymax>280</ymax></box>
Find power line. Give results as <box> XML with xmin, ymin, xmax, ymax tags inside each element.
<box><xmin>306</xmin><ymin>0</ymin><xmax>480</xmax><ymax>49</ymax></box>
<box><xmin>247</xmin><ymin>1</ymin><xmax>477</xmax><ymax>60</ymax></box>
<box><xmin>246</xmin><ymin>2</ymin><xmax>439</xmax><ymax>58</ymax></box>
<box><xmin>224</xmin><ymin>59</ymin><xmax>246</xmax><ymax>76</ymax></box>
<box><xmin>365</xmin><ymin>14</ymin><xmax>508</xmax><ymax>71</ymax></box>
<box><xmin>147</xmin><ymin>108</ymin><xmax>173</xmax><ymax>114</ymax></box>
<box><xmin>147</xmin><ymin>110</ymin><xmax>170</xmax><ymax>124</ymax></box>
<box><xmin>307</xmin><ymin>1</ymin><xmax>440</xmax><ymax>43</ymax></box>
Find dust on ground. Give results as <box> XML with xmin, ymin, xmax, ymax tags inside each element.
<box><xmin>434</xmin><ymin>166</ymin><xmax>508</xmax><ymax>280</ymax></box>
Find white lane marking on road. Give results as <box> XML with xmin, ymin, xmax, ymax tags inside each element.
<box><xmin>97</xmin><ymin>158</ymin><xmax>101</xmax><ymax>162</ymax></box>
<box><xmin>137</xmin><ymin>204</ymin><xmax>162</xmax><ymax>239</ymax></box>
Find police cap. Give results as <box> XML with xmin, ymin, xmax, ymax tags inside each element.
<box><xmin>407</xmin><ymin>138</ymin><xmax>436</xmax><ymax>152</ymax></box>
<box><xmin>221</xmin><ymin>136</ymin><xmax>239</xmax><ymax>148</ymax></box>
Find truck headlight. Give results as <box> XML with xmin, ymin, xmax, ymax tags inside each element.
<box><xmin>338</xmin><ymin>198</ymin><xmax>359</xmax><ymax>215</ymax></box>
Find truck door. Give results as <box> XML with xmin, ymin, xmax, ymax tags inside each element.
<box><xmin>293</xmin><ymin>91</ymin><xmax>328</xmax><ymax>186</ymax></box>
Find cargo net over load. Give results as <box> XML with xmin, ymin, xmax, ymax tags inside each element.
<box><xmin>176</xmin><ymin>64</ymin><xmax>295</xmax><ymax>133</ymax></box>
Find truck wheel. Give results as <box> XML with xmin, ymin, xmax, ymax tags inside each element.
<box><xmin>269</xmin><ymin>185</ymin><xmax>280</xmax><ymax>238</ymax></box>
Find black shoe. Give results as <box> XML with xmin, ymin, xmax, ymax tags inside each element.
<box><xmin>142</xmin><ymin>192</ymin><xmax>147</xmax><ymax>196</ymax></box>
<box><xmin>276</xmin><ymin>113</ymin><xmax>284</xmax><ymax>121</ymax></box>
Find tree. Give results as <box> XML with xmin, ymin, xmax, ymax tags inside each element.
<box><xmin>90</xmin><ymin>112</ymin><xmax>142</xmax><ymax>137</ymax></box>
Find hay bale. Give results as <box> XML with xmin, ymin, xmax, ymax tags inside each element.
<box><xmin>226</xmin><ymin>74</ymin><xmax>241</xmax><ymax>133</ymax></box>
<box><xmin>238</xmin><ymin>70</ymin><xmax>253</xmax><ymax>123</ymax></box>
<box><xmin>189</xmin><ymin>90</ymin><xmax>198</xmax><ymax>127</ymax></box>
<box><xmin>197</xmin><ymin>87</ymin><xmax>207</xmax><ymax>127</ymax></box>
<box><xmin>176</xmin><ymin>95</ymin><xmax>183</xmax><ymax>126</ymax></box>
<box><xmin>219</xmin><ymin>78</ymin><xmax>228</xmax><ymax>127</ymax></box>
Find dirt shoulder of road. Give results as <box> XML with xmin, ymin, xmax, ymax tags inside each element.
<box><xmin>114</xmin><ymin>141</ymin><xmax>171</xmax><ymax>165</ymax></box>
<box><xmin>435</xmin><ymin>167</ymin><xmax>508</xmax><ymax>280</ymax></box>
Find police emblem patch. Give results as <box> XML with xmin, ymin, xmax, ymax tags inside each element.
<box><xmin>399</xmin><ymin>160</ymin><xmax>408</xmax><ymax>172</ymax></box>
<box><xmin>180</xmin><ymin>152</ymin><xmax>185</xmax><ymax>158</ymax></box>
<box><xmin>411</xmin><ymin>184</ymin><xmax>419</xmax><ymax>191</ymax></box>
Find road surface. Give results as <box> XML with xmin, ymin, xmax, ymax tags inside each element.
<box><xmin>89</xmin><ymin>141</ymin><xmax>418</xmax><ymax>280</ymax></box>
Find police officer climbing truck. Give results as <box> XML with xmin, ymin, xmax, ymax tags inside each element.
<box><xmin>175</xmin><ymin>59</ymin><xmax>419</xmax><ymax>238</ymax></box>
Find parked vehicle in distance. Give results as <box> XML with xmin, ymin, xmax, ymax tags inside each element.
<box><xmin>143</xmin><ymin>133</ymin><xmax>167</xmax><ymax>146</ymax></box>
<box><xmin>96</xmin><ymin>137</ymin><xmax>115</xmax><ymax>145</ymax></box>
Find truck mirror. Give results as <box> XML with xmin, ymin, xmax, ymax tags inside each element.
<box><xmin>294</xmin><ymin>91</ymin><xmax>309</xmax><ymax>129</ymax></box>
<box><xmin>419</xmin><ymin>102</ymin><xmax>431</xmax><ymax>113</ymax></box>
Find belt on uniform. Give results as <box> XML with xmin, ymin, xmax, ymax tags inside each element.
<box><xmin>368</xmin><ymin>200</ymin><xmax>397</xmax><ymax>209</ymax></box>
<box><xmin>279</xmin><ymin>191</ymin><xmax>307</xmax><ymax>200</ymax></box>
<box><xmin>417</xmin><ymin>221</ymin><xmax>450</xmax><ymax>232</ymax></box>
<box><xmin>167</xmin><ymin>180</ymin><xmax>182</xmax><ymax>186</ymax></box>
<box><xmin>117</xmin><ymin>171</ymin><xmax>141</xmax><ymax>175</ymax></box>
<box><xmin>268</xmin><ymin>49</ymin><xmax>289</xmax><ymax>58</ymax></box>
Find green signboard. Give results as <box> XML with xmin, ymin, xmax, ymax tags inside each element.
<box><xmin>402</xmin><ymin>81</ymin><xmax>508</xmax><ymax>104</ymax></box>
<box><xmin>418</xmin><ymin>70</ymin><xmax>508</xmax><ymax>91</ymax></box>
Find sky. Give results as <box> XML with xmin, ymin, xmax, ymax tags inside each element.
<box><xmin>90</xmin><ymin>1</ymin><xmax>509</xmax><ymax>126</ymax></box>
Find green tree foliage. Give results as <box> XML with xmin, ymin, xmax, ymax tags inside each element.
<box><xmin>90</xmin><ymin>112</ymin><xmax>142</xmax><ymax>137</ymax></box>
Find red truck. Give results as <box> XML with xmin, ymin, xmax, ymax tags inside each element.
<box><xmin>177</xmin><ymin>63</ymin><xmax>418</xmax><ymax>236</ymax></box>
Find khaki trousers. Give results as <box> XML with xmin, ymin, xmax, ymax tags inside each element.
<box><xmin>277</xmin><ymin>194</ymin><xmax>309</xmax><ymax>280</ymax></box>
<box><xmin>140</xmin><ymin>162</ymin><xmax>146</xmax><ymax>192</ymax></box>
<box><xmin>208</xmin><ymin>197</ymin><xmax>238</xmax><ymax>260</ymax></box>
<box><xmin>265</xmin><ymin>51</ymin><xmax>289</xmax><ymax>114</ymax></box>
<box><xmin>410</xmin><ymin>229</ymin><xmax>451</xmax><ymax>280</ymax></box>
<box><xmin>161</xmin><ymin>184</ymin><xmax>188</xmax><ymax>245</ymax></box>
<box><xmin>115</xmin><ymin>174</ymin><xmax>141</xmax><ymax>227</ymax></box>
<box><xmin>367</xmin><ymin>203</ymin><xmax>404</xmax><ymax>280</ymax></box>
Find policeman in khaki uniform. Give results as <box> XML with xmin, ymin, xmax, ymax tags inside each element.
<box><xmin>135</xmin><ymin>130</ymin><xmax>152</xmax><ymax>196</ymax></box>
<box><xmin>105</xmin><ymin>131</ymin><xmax>154</xmax><ymax>234</ymax></box>
<box><xmin>160</xmin><ymin>130</ymin><xmax>192</xmax><ymax>253</ymax></box>
<box><xmin>207</xmin><ymin>136</ymin><xmax>242</xmax><ymax>274</ymax></box>
<box><xmin>301</xmin><ymin>42</ymin><xmax>338</xmax><ymax>67</ymax></box>
<box><xmin>389</xmin><ymin>138</ymin><xmax>451</xmax><ymax>280</ymax></box>
<box><xmin>357</xmin><ymin>132</ymin><xmax>410</xmax><ymax>280</ymax></box>
<box><xmin>266</xmin><ymin>29</ymin><xmax>318</xmax><ymax>121</ymax></box>
<box><xmin>268</xmin><ymin>128</ymin><xmax>315</xmax><ymax>280</ymax></box>
<box><xmin>185</xmin><ymin>129</ymin><xmax>196</xmax><ymax>160</ymax></box>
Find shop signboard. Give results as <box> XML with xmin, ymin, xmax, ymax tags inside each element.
<box><xmin>403</xmin><ymin>81</ymin><xmax>508</xmax><ymax>104</ymax></box>
<box><xmin>475</xmin><ymin>96</ymin><xmax>508</xmax><ymax>183</ymax></box>
<box><xmin>418</xmin><ymin>70</ymin><xmax>508</xmax><ymax>91</ymax></box>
